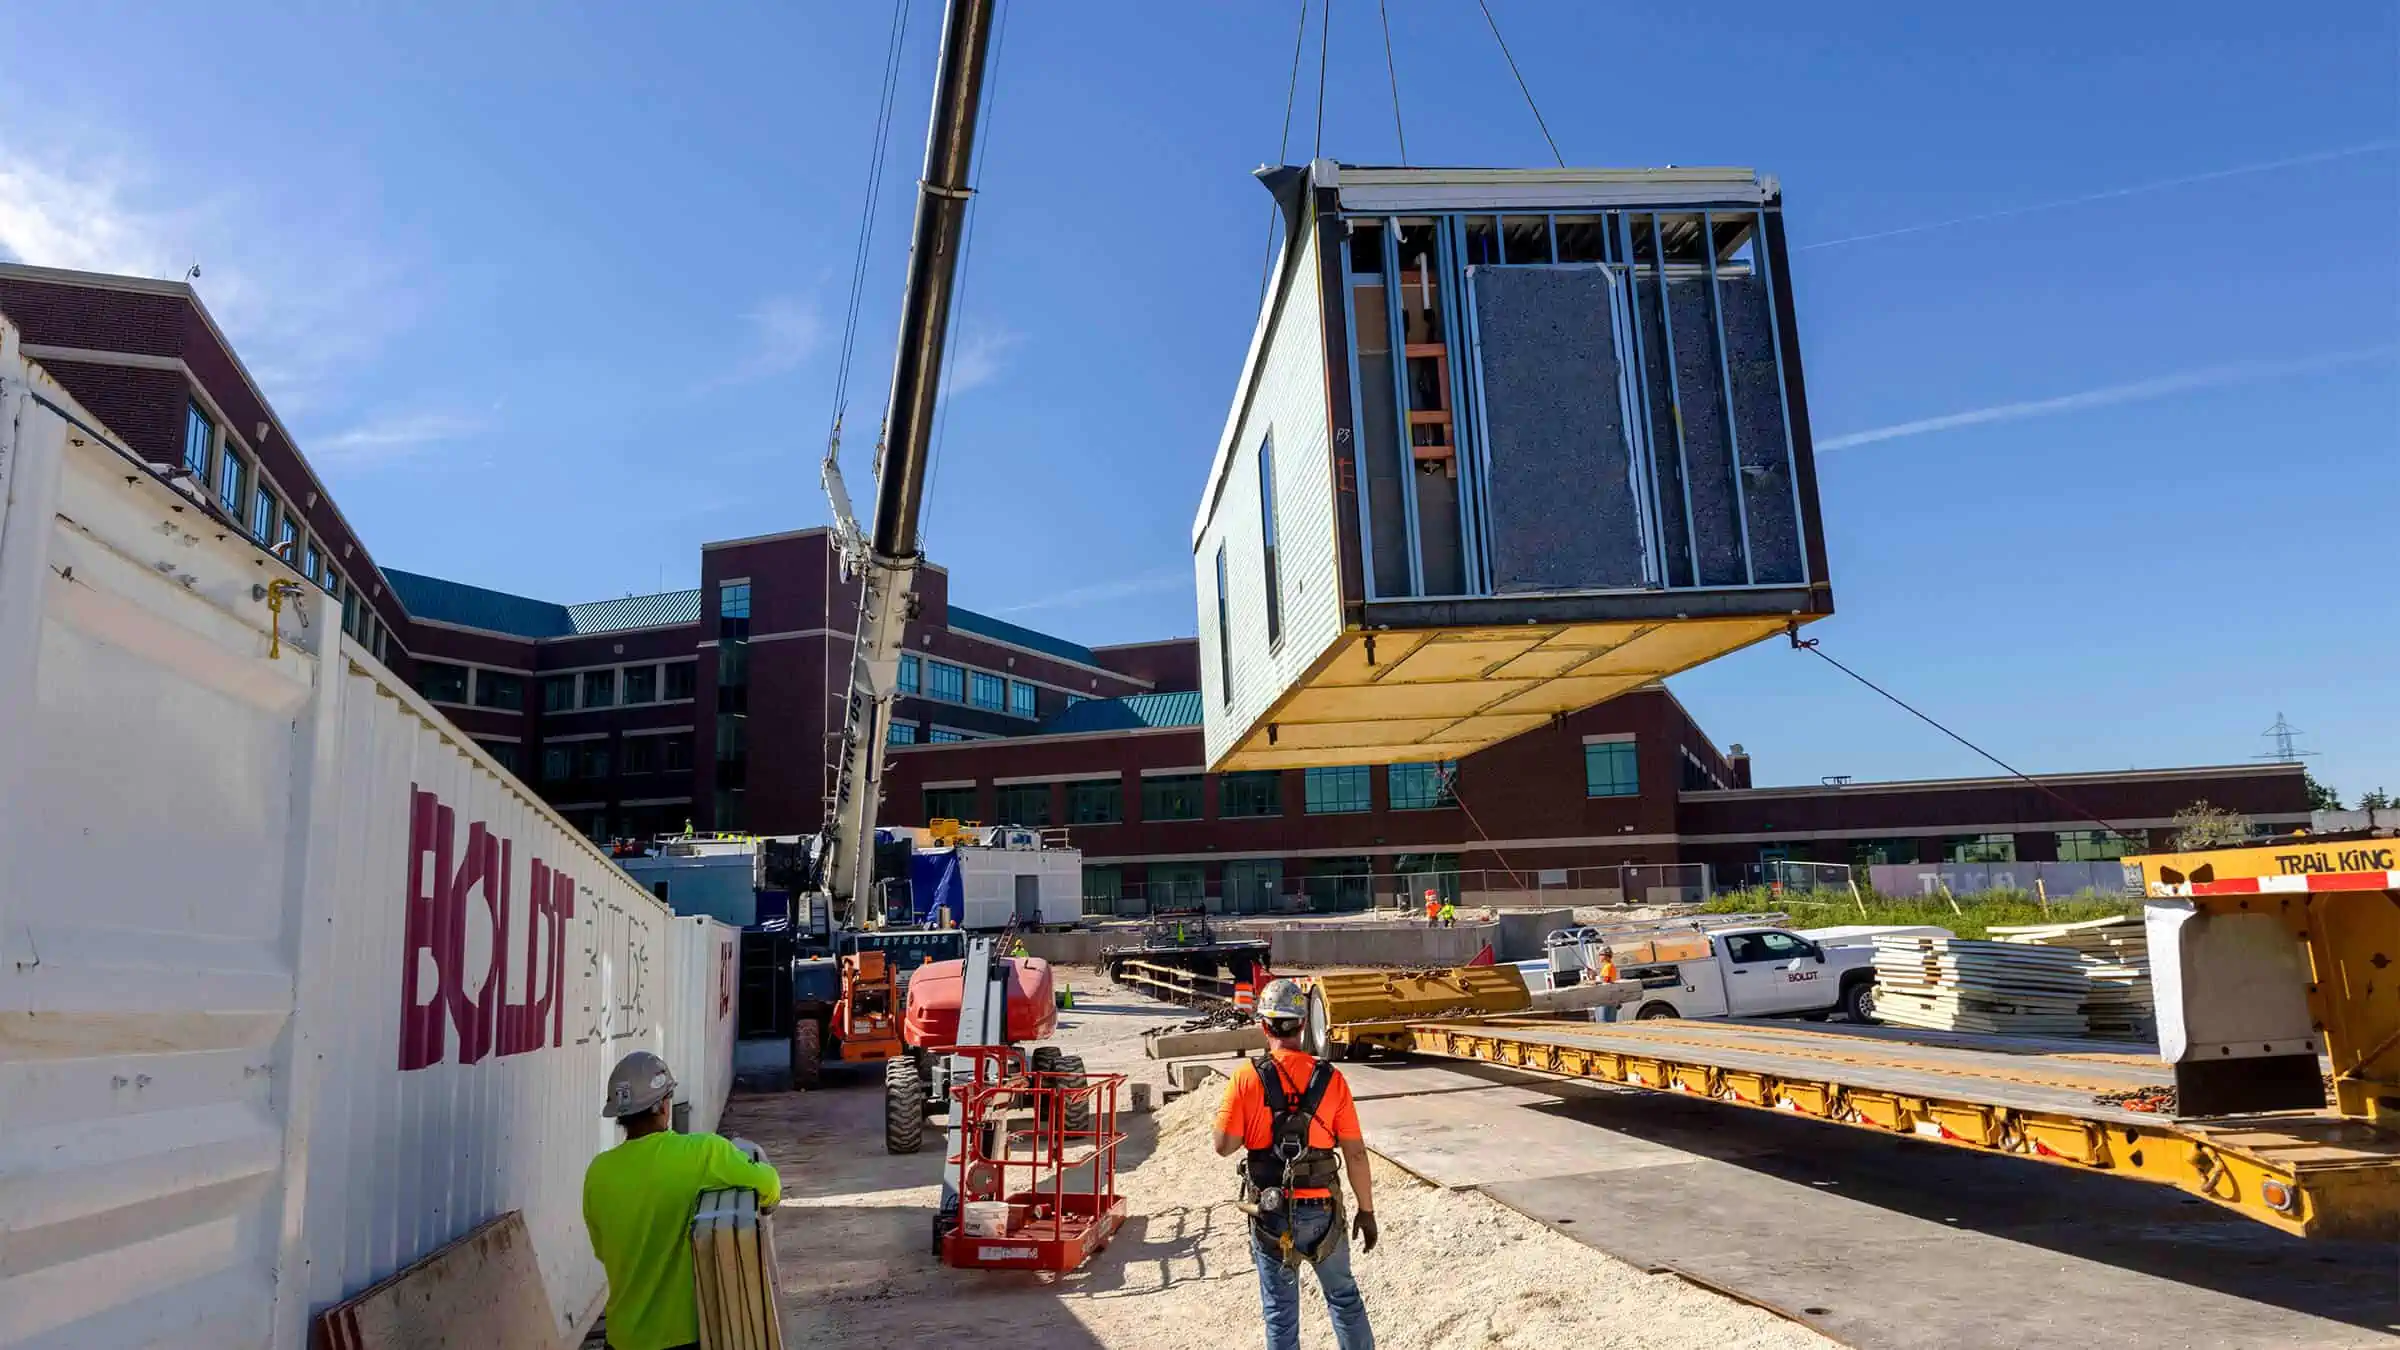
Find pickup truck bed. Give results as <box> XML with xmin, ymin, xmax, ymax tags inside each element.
<box><xmin>1394</xmin><ymin>1015</ymin><xmax>2399</xmax><ymax>1240</ymax></box>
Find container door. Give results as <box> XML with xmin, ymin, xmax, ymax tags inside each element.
<box><xmin>1013</xmin><ymin>872</ymin><xmax>1040</xmax><ymax>925</ymax></box>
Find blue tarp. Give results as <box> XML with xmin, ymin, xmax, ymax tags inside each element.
<box><xmin>909</xmin><ymin>848</ymin><xmax>963</xmax><ymax>926</ymax></box>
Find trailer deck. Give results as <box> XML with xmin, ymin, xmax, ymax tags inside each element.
<box><xmin>1395</xmin><ymin>1016</ymin><xmax>2400</xmax><ymax>1240</ymax></box>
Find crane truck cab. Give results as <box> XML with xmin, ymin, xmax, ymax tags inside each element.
<box><xmin>1621</xmin><ymin>925</ymin><xmax>1883</xmax><ymax>1024</ymax></box>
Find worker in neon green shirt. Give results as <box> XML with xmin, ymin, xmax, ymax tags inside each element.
<box><xmin>584</xmin><ymin>1051</ymin><xmax>784</xmax><ymax>1350</ymax></box>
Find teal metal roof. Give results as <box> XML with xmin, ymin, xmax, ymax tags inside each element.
<box><xmin>948</xmin><ymin>606</ymin><xmax>1102</xmax><ymax>669</ymax></box>
<box><xmin>566</xmin><ymin>589</ymin><xmax>702</xmax><ymax>633</ymax></box>
<box><xmin>387</xmin><ymin>569</ymin><xmax>702</xmax><ymax>639</ymax></box>
<box><xmin>1037</xmin><ymin>690</ymin><xmax>1202</xmax><ymax>735</ymax></box>
<box><xmin>386</xmin><ymin>569</ymin><xmax>574</xmax><ymax>638</ymax></box>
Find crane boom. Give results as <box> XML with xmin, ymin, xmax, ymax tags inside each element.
<box><xmin>816</xmin><ymin>0</ymin><xmax>998</xmax><ymax>929</ymax></box>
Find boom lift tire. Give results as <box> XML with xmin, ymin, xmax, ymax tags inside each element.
<box><xmin>790</xmin><ymin>1020</ymin><xmax>823</xmax><ymax>1090</ymax></box>
<box><xmin>885</xmin><ymin>1056</ymin><xmax>925</xmax><ymax>1154</ymax></box>
<box><xmin>1055</xmin><ymin>1053</ymin><xmax>1091</xmax><ymax>1134</ymax></box>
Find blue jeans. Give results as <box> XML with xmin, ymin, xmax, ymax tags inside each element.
<box><xmin>1250</xmin><ymin>1201</ymin><xmax>1373</xmax><ymax>1350</ymax></box>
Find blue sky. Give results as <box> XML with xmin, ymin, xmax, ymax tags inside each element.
<box><xmin>3</xmin><ymin>2</ymin><xmax>2393</xmax><ymax>798</ymax></box>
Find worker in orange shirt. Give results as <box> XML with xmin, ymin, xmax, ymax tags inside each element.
<box><xmin>1422</xmin><ymin>889</ymin><xmax>1441</xmax><ymax>928</ymax></box>
<box><xmin>1214</xmin><ymin>979</ymin><xmax>1377</xmax><ymax>1350</ymax></box>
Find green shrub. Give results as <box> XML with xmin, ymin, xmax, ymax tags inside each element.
<box><xmin>1699</xmin><ymin>885</ymin><xmax>2137</xmax><ymax>941</ymax></box>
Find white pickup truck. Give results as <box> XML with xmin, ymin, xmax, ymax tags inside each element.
<box><xmin>1617</xmin><ymin>925</ymin><xmax>1882</xmax><ymax>1023</ymax></box>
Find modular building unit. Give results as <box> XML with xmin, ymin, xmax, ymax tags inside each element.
<box><xmin>0</xmin><ymin>321</ymin><xmax>732</xmax><ymax>1348</ymax></box>
<box><xmin>1195</xmin><ymin>161</ymin><xmax>1833</xmax><ymax>771</ymax></box>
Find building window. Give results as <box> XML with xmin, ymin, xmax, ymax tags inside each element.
<box><xmin>970</xmin><ymin>671</ymin><xmax>1006</xmax><ymax>711</ymax></box>
<box><xmin>996</xmin><ymin>783</ymin><xmax>1052</xmax><ymax>826</ymax></box>
<box><xmin>2057</xmin><ymin>829</ymin><xmax>2143</xmax><ymax>861</ymax></box>
<box><xmin>251</xmin><ymin>486</ymin><xmax>276</xmax><ymax>542</ymax></box>
<box><xmin>183</xmin><ymin>402</ymin><xmax>215</xmax><ymax>477</ymax></box>
<box><xmin>1584</xmin><ymin>740</ymin><xmax>1639</xmax><ymax>798</ymax></box>
<box><xmin>542</xmin><ymin>674</ymin><xmax>577</xmax><ymax>712</ymax></box>
<box><xmin>474</xmin><ymin>670</ymin><xmax>525</xmax><ymax>711</ymax></box>
<box><xmin>476</xmin><ymin>739</ymin><xmax>522</xmax><ymax>776</ymax></box>
<box><xmin>925</xmin><ymin>786</ymin><xmax>977</xmax><ymax>821</ymax></box>
<box><xmin>718</xmin><ymin>580</ymin><xmax>751</xmax><ymax>623</ymax></box>
<box><xmin>662</xmin><ymin>736</ymin><xmax>693</xmax><ymax>773</ymax></box>
<box><xmin>928</xmin><ymin>661</ymin><xmax>965</xmax><ymax>703</ymax></box>
<box><xmin>1258</xmin><ymin>435</ymin><xmax>1282</xmax><ymax>646</ymax></box>
<box><xmin>583</xmin><ymin>669</ymin><xmax>616</xmax><ymax>708</ymax></box>
<box><xmin>664</xmin><ymin>661</ymin><xmax>696</xmax><ymax>701</ymax></box>
<box><xmin>1304</xmin><ymin>765</ymin><xmax>1371</xmax><ymax>815</ymax></box>
<box><xmin>715</xmin><ymin>714</ymin><xmax>747</xmax><ymax>766</ymax></box>
<box><xmin>622</xmin><ymin>736</ymin><xmax>658</xmax><ymax>775</ymax></box>
<box><xmin>275</xmin><ymin>513</ymin><xmax>298</xmax><ymax>564</ymax></box>
<box><xmin>1387</xmin><ymin>761</ymin><xmax>1457</xmax><ymax>811</ymax></box>
<box><xmin>928</xmin><ymin>727</ymin><xmax>968</xmax><ymax>744</ymax></box>
<box><xmin>1219</xmin><ymin>771</ymin><xmax>1282</xmax><ymax>818</ymax></box>
<box><xmin>1009</xmin><ymin>680</ymin><xmax>1037</xmax><ymax>719</ymax></box>
<box><xmin>1850</xmin><ymin>839</ymin><xmax>1919</xmax><ymax>868</ymax></box>
<box><xmin>217</xmin><ymin>449</ymin><xmax>245</xmax><ymax>513</ymax></box>
<box><xmin>1945</xmin><ymin>833</ymin><xmax>2017</xmax><ymax>864</ymax></box>
<box><xmin>1141</xmin><ymin>774</ymin><xmax>1203</xmax><ymax>822</ymax></box>
<box><xmin>622</xmin><ymin>665</ymin><xmax>657</xmax><ymax>704</ymax></box>
<box><xmin>1147</xmin><ymin>862</ymin><xmax>1205</xmax><ymax>909</ymax></box>
<box><xmin>318</xmin><ymin>557</ymin><xmax>337</xmax><ymax>593</ymax></box>
<box><xmin>1068</xmin><ymin>778</ymin><xmax>1123</xmax><ymax>824</ymax></box>
<box><xmin>889</xmin><ymin>721</ymin><xmax>920</xmax><ymax>746</ymax></box>
<box><xmin>541</xmin><ymin>747</ymin><xmax>572</xmax><ymax>782</ymax></box>
<box><xmin>341</xmin><ymin>586</ymin><xmax>361</xmax><ymax>639</ymax></box>
<box><xmin>1214</xmin><ymin>544</ymin><xmax>1232</xmax><ymax>707</ymax></box>
<box><xmin>414</xmin><ymin>661</ymin><xmax>469</xmax><ymax>704</ymax></box>
<box><xmin>576</xmin><ymin>742</ymin><xmax>612</xmax><ymax>779</ymax></box>
<box><xmin>713</xmin><ymin>789</ymin><xmax>744</xmax><ymax>831</ymax></box>
<box><xmin>1082</xmin><ymin>865</ymin><xmax>1124</xmax><ymax>915</ymax></box>
<box><xmin>1222</xmin><ymin>859</ymin><xmax>1283</xmax><ymax>914</ymax></box>
<box><xmin>302</xmin><ymin>538</ymin><xmax>322</xmax><ymax>584</ymax></box>
<box><xmin>899</xmin><ymin>653</ymin><xmax>922</xmax><ymax>695</ymax></box>
<box><xmin>1303</xmin><ymin>856</ymin><xmax>1374</xmax><ymax>912</ymax></box>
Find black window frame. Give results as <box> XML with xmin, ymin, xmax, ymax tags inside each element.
<box><xmin>1219</xmin><ymin>771</ymin><xmax>1283</xmax><ymax>818</ymax></box>
<box><xmin>995</xmin><ymin>782</ymin><xmax>1053</xmax><ymax>827</ymax></box>
<box><xmin>1140</xmin><ymin>773</ymin><xmax>1203</xmax><ymax>822</ymax></box>
<box><xmin>474</xmin><ymin>670</ymin><xmax>525</xmax><ymax>711</ymax></box>
<box><xmin>1258</xmin><ymin>434</ymin><xmax>1282</xmax><ymax>646</ymax></box>
<box><xmin>1067</xmin><ymin>778</ymin><xmax>1123</xmax><ymax>825</ymax></box>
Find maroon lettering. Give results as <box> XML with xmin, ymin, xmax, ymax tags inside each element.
<box><xmin>398</xmin><ymin>785</ymin><xmax>581</xmax><ymax>1071</ymax></box>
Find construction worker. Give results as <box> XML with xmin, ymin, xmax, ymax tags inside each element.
<box><xmin>1214</xmin><ymin>978</ymin><xmax>1377</xmax><ymax>1350</ymax></box>
<box><xmin>1597</xmin><ymin>946</ymin><xmax>1619</xmax><ymax>985</ymax></box>
<box><xmin>1437</xmin><ymin>898</ymin><xmax>1457</xmax><ymax>929</ymax></box>
<box><xmin>583</xmin><ymin>1051</ymin><xmax>783</xmax><ymax>1350</ymax></box>
<box><xmin>1422</xmin><ymin>890</ymin><xmax>1441</xmax><ymax>927</ymax></box>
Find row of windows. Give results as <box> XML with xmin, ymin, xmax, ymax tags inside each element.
<box><xmin>898</xmin><ymin>654</ymin><xmax>1045</xmax><ymax>719</ymax></box>
<box><xmin>889</xmin><ymin>722</ymin><xmax>995</xmax><ymax>746</ymax></box>
<box><xmin>928</xmin><ymin>762</ymin><xmax>1478</xmax><ymax>828</ymax></box>
<box><xmin>533</xmin><ymin>732</ymin><xmax>694</xmax><ymax>784</ymax></box>
<box><xmin>1842</xmin><ymin>830</ymin><xmax>2149</xmax><ymax>867</ymax></box>
<box><xmin>416</xmin><ymin>659</ymin><xmax>697</xmax><ymax>711</ymax></box>
<box><xmin>186</xmin><ymin>402</ymin><xmax>388</xmax><ymax>655</ymax></box>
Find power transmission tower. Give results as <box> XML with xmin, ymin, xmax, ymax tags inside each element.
<box><xmin>2256</xmin><ymin>712</ymin><xmax>2313</xmax><ymax>762</ymax></box>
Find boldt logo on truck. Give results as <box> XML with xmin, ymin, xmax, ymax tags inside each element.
<box><xmin>400</xmin><ymin>786</ymin><xmax>578</xmax><ymax>1070</ymax></box>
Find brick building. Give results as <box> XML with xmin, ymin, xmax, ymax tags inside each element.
<box><xmin>0</xmin><ymin>260</ymin><xmax>2311</xmax><ymax>899</ymax></box>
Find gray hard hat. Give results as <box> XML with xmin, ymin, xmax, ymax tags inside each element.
<box><xmin>603</xmin><ymin>1050</ymin><xmax>677</xmax><ymax>1119</ymax></box>
<box><xmin>1257</xmin><ymin>978</ymin><xmax>1308</xmax><ymax>1028</ymax></box>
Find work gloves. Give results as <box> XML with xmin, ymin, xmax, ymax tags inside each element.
<box><xmin>1352</xmin><ymin>1209</ymin><xmax>1378</xmax><ymax>1253</ymax></box>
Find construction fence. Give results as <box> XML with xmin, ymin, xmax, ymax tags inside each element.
<box><xmin>1080</xmin><ymin>862</ymin><xmax>1787</xmax><ymax>917</ymax></box>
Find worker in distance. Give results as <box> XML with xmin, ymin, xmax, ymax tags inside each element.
<box><xmin>584</xmin><ymin>1050</ymin><xmax>785</xmax><ymax>1350</ymax></box>
<box><xmin>1214</xmin><ymin>978</ymin><xmax>1378</xmax><ymax>1350</ymax></box>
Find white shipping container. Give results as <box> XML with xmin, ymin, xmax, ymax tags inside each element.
<box><xmin>0</xmin><ymin>324</ymin><xmax>730</xmax><ymax>1349</ymax></box>
<box><xmin>953</xmin><ymin>845</ymin><xmax>1084</xmax><ymax>930</ymax></box>
<box><xmin>664</xmin><ymin>916</ymin><xmax>741</xmax><ymax>1137</ymax></box>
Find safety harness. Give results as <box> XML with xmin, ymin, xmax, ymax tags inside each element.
<box><xmin>1239</xmin><ymin>1054</ymin><xmax>1345</xmax><ymax>1267</ymax></box>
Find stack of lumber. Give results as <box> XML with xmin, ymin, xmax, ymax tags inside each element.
<box><xmin>692</xmin><ymin>1186</ymin><xmax>785</xmax><ymax>1350</ymax></box>
<box><xmin>1870</xmin><ymin>934</ymin><xmax>2090</xmax><ymax>1035</ymax></box>
<box><xmin>1989</xmin><ymin>915</ymin><xmax>2154</xmax><ymax>1041</ymax></box>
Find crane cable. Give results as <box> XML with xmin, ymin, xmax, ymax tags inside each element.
<box><xmin>1310</xmin><ymin>0</ymin><xmax>1334</xmax><ymax>160</ymax></box>
<box><xmin>1787</xmin><ymin>628</ymin><xmax>2135</xmax><ymax>838</ymax></box>
<box><xmin>827</xmin><ymin>0</ymin><xmax>918</xmax><ymax>445</ymax></box>
<box><xmin>1474</xmin><ymin>0</ymin><xmax>1564</xmax><ymax>167</ymax></box>
<box><xmin>1377</xmin><ymin>0</ymin><xmax>1408</xmax><ymax>165</ymax></box>
<box><xmin>1258</xmin><ymin>0</ymin><xmax>1314</xmax><ymax>301</ymax></box>
<box><xmin>918</xmin><ymin>0</ymin><xmax>1013</xmax><ymax>550</ymax></box>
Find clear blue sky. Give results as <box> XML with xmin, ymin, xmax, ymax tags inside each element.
<box><xmin>4</xmin><ymin>2</ymin><xmax>2393</xmax><ymax>798</ymax></box>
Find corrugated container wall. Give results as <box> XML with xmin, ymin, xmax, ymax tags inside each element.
<box><xmin>0</xmin><ymin>322</ymin><xmax>734</xmax><ymax>1349</ymax></box>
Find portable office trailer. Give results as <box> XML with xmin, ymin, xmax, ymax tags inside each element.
<box><xmin>1195</xmin><ymin>161</ymin><xmax>1833</xmax><ymax>772</ymax></box>
<box><xmin>0</xmin><ymin>320</ymin><xmax>731</xmax><ymax>1348</ymax></box>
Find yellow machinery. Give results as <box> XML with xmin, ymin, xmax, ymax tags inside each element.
<box><xmin>1300</xmin><ymin>839</ymin><xmax>2400</xmax><ymax>1238</ymax></box>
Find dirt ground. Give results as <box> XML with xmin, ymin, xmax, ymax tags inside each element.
<box><xmin>722</xmin><ymin>979</ymin><xmax>1827</xmax><ymax>1350</ymax></box>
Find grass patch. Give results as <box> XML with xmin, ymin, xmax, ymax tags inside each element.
<box><xmin>1700</xmin><ymin>886</ymin><xmax>2138</xmax><ymax>941</ymax></box>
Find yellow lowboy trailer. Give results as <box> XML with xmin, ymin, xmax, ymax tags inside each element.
<box><xmin>1311</xmin><ymin>841</ymin><xmax>2400</xmax><ymax>1239</ymax></box>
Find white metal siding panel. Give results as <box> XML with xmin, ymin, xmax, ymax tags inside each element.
<box><xmin>1199</xmin><ymin>231</ymin><xmax>1342</xmax><ymax>768</ymax></box>
<box><xmin>665</xmin><ymin>917</ymin><xmax>739</xmax><ymax>1137</ymax></box>
<box><xmin>0</xmin><ymin>330</ymin><xmax>716</xmax><ymax>1349</ymax></box>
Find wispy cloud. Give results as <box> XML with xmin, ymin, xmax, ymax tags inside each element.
<box><xmin>944</xmin><ymin>324</ymin><xmax>1023</xmax><ymax>398</ymax></box>
<box><xmin>311</xmin><ymin>411</ymin><xmax>489</xmax><ymax>467</ymax></box>
<box><xmin>1802</xmin><ymin>141</ymin><xmax>2399</xmax><ymax>251</ymax></box>
<box><xmin>0</xmin><ymin>137</ymin><xmax>422</xmax><ymax>419</ymax></box>
<box><xmin>1818</xmin><ymin>347</ymin><xmax>2398</xmax><ymax>452</ymax></box>
<box><xmin>997</xmin><ymin>566</ymin><xmax>1186</xmax><ymax>615</ymax></box>
<box><xmin>706</xmin><ymin>295</ymin><xmax>824</xmax><ymax>389</ymax></box>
